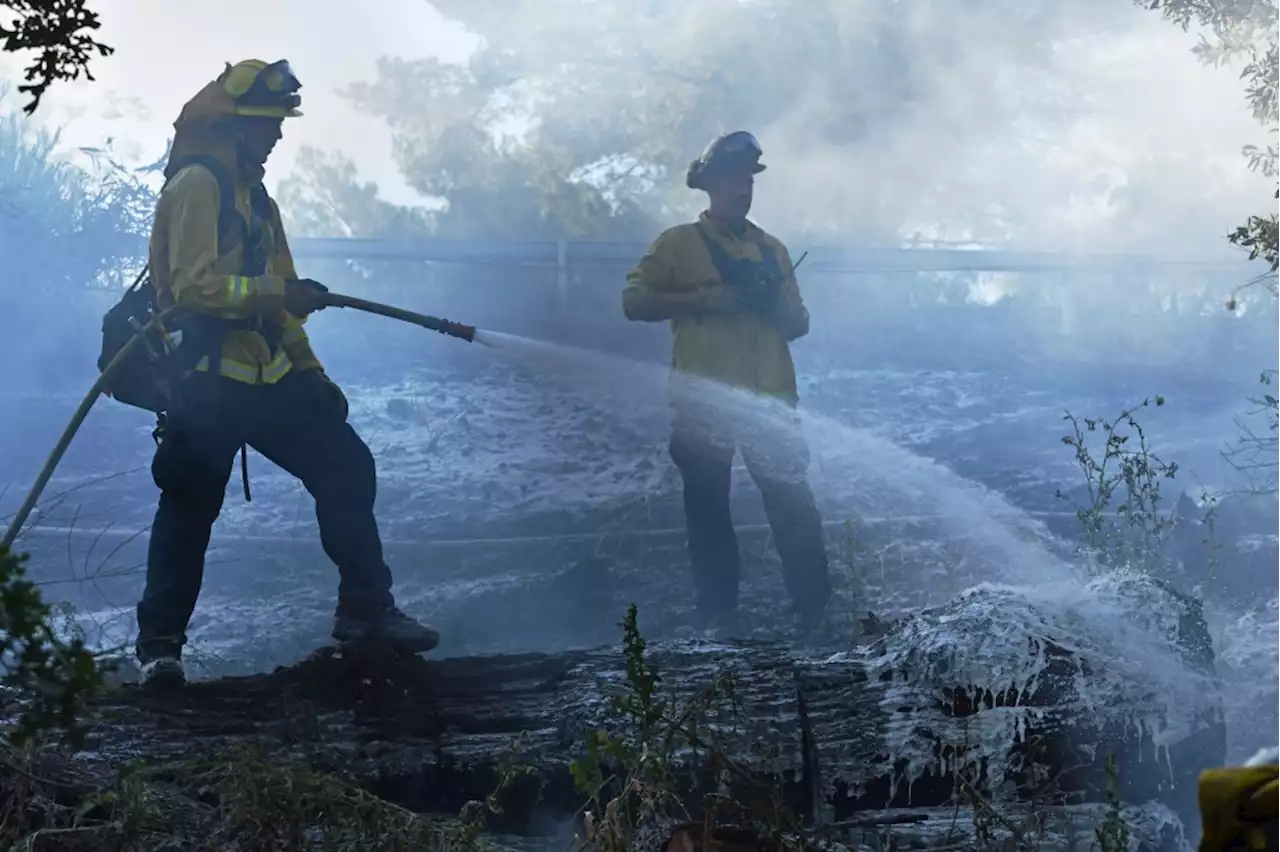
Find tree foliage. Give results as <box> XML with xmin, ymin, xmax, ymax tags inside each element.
<box><xmin>0</xmin><ymin>100</ymin><xmax>158</xmax><ymax>310</ymax></box>
<box><xmin>1137</xmin><ymin>0</ymin><xmax>1279</xmax><ymax>493</ymax></box>
<box><xmin>290</xmin><ymin>0</ymin><xmax>1152</xmax><ymax>245</ymax></box>
<box><xmin>1139</xmin><ymin>0</ymin><xmax>1279</xmax><ymax>275</ymax></box>
<box><xmin>0</xmin><ymin>0</ymin><xmax>112</xmax><ymax>115</ymax></box>
<box><xmin>0</xmin><ymin>95</ymin><xmax>146</xmax><ymax>743</ymax></box>
<box><xmin>0</xmin><ymin>547</ymin><xmax>101</xmax><ymax>746</ymax></box>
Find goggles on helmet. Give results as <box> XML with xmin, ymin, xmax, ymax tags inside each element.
<box><xmin>234</xmin><ymin>60</ymin><xmax>302</xmax><ymax>113</ymax></box>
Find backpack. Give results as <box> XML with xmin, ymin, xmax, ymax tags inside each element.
<box><xmin>98</xmin><ymin>154</ymin><xmax>271</xmax><ymax>414</ymax></box>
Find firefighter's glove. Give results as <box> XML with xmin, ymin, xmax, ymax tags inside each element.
<box><xmin>284</xmin><ymin>278</ymin><xmax>330</xmax><ymax>318</ymax></box>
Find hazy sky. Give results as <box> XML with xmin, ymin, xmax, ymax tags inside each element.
<box><xmin>3</xmin><ymin>0</ymin><xmax>479</xmax><ymax>204</ymax></box>
<box><xmin>0</xmin><ymin>1</ymin><xmax>1273</xmax><ymax>256</ymax></box>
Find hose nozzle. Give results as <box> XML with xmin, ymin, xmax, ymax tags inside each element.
<box><xmin>436</xmin><ymin>318</ymin><xmax>477</xmax><ymax>343</ymax></box>
<box><xmin>321</xmin><ymin>293</ymin><xmax>477</xmax><ymax>343</ymax></box>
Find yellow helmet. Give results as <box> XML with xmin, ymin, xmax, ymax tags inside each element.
<box><xmin>218</xmin><ymin>59</ymin><xmax>303</xmax><ymax>118</ymax></box>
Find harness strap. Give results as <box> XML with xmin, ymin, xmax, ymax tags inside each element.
<box><xmin>161</xmin><ymin>155</ymin><xmax>283</xmax><ymax>504</ymax></box>
<box><xmin>693</xmin><ymin>221</ymin><xmax>780</xmax><ymax>288</ymax></box>
<box><xmin>240</xmin><ymin>444</ymin><xmax>252</xmax><ymax>502</ymax></box>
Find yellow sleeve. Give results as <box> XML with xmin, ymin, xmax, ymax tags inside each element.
<box><xmin>268</xmin><ymin>200</ymin><xmax>324</xmax><ymax>373</ymax></box>
<box><xmin>623</xmin><ymin>229</ymin><xmax>704</xmax><ymax>322</ymax></box>
<box><xmin>1198</xmin><ymin>765</ymin><xmax>1279</xmax><ymax>852</ymax></box>
<box><xmin>162</xmin><ymin>167</ymin><xmax>287</xmax><ymax>319</ymax></box>
<box><xmin>773</xmin><ymin>242</ymin><xmax>811</xmax><ymax>342</ymax></box>
<box><xmin>280</xmin><ymin>313</ymin><xmax>323</xmax><ymax>372</ymax></box>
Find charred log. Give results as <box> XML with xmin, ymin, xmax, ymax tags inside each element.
<box><xmin>3</xmin><ymin>577</ymin><xmax>1223</xmax><ymax>849</ymax></box>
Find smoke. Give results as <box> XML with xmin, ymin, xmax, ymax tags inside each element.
<box><xmin>4</xmin><ymin>1</ymin><xmax>1268</xmax><ymax>256</ymax></box>
<box><xmin>753</xmin><ymin>9</ymin><xmax>1272</xmax><ymax>255</ymax></box>
<box><xmin>0</xmin><ymin>6</ymin><xmax>1271</xmax><ymax>442</ymax></box>
<box><xmin>0</xmin><ymin>0</ymin><xmax>479</xmax><ymax>204</ymax></box>
<box><xmin>5</xmin><ymin>5</ymin><xmax>1273</xmax><ymax>479</ymax></box>
<box><xmin>323</xmin><ymin>0</ymin><xmax>1273</xmax><ymax>256</ymax></box>
<box><xmin>291</xmin><ymin>0</ymin><xmax>1275</xmax><ymax>375</ymax></box>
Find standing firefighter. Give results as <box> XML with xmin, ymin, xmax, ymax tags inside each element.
<box><xmin>135</xmin><ymin>60</ymin><xmax>439</xmax><ymax>686</ymax></box>
<box><xmin>622</xmin><ymin>131</ymin><xmax>832</xmax><ymax>632</ymax></box>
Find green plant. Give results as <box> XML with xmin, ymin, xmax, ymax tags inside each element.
<box><xmin>1056</xmin><ymin>396</ymin><xmax>1180</xmax><ymax>570</ymax></box>
<box><xmin>1224</xmin><ymin>369</ymin><xmax>1279</xmax><ymax>495</ymax></box>
<box><xmin>1093</xmin><ymin>755</ymin><xmax>1131</xmax><ymax>852</ymax></box>
<box><xmin>568</xmin><ymin>603</ymin><xmax>686</xmax><ymax>850</ymax></box>
<box><xmin>570</xmin><ymin>604</ymin><xmax>820</xmax><ymax>852</ymax></box>
<box><xmin>0</xmin><ymin>546</ymin><xmax>101</xmax><ymax>747</ymax></box>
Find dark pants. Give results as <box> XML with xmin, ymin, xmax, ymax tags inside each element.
<box><xmin>136</xmin><ymin>370</ymin><xmax>395</xmax><ymax>663</ymax></box>
<box><xmin>668</xmin><ymin>407</ymin><xmax>832</xmax><ymax>620</ymax></box>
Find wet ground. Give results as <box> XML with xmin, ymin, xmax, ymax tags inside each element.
<box><xmin>2</xmin><ymin>354</ymin><xmax>1276</xmax><ymax>766</ymax></box>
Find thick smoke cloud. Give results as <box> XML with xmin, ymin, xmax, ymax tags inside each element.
<box><xmin>5</xmin><ymin>0</ymin><xmax>1265</xmax><ymax>260</ymax></box>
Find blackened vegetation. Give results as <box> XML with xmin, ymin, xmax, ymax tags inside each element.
<box><xmin>0</xmin><ymin>589</ymin><xmax>1222</xmax><ymax>850</ymax></box>
<box><xmin>0</xmin><ymin>0</ymin><xmax>113</xmax><ymax>115</ymax></box>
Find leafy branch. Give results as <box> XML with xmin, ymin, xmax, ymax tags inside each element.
<box><xmin>1140</xmin><ymin>0</ymin><xmax>1278</xmax><ymax>285</ymax></box>
<box><xmin>0</xmin><ymin>0</ymin><xmax>114</xmax><ymax>115</ymax></box>
<box><xmin>569</xmin><ymin>604</ymin><xmax>816</xmax><ymax>852</ymax></box>
<box><xmin>1223</xmin><ymin>369</ymin><xmax>1279</xmax><ymax>494</ymax></box>
<box><xmin>1055</xmin><ymin>396</ymin><xmax>1181</xmax><ymax>569</ymax></box>
<box><xmin>0</xmin><ymin>546</ymin><xmax>102</xmax><ymax>747</ymax></box>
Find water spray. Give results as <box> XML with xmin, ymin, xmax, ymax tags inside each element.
<box><xmin>0</xmin><ymin>293</ymin><xmax>480</xmax><ymax>552</ymax></box>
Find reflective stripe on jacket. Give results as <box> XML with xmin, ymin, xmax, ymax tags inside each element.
<box><xmin>149</xmin><ymin>159</ymin><xmax>322</xmax><ymax>384</ymax></box>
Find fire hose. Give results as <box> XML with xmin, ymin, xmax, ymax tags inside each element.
<box><xmin>0</xmin><ymin>295</ymin><xmax>476</xmax><ymax>551</ymax></box>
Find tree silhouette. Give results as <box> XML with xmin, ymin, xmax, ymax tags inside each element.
<box><xmin>1</xmin><ymin>0</ymin><xmax>112</xmax><ymax>115</ymax></box>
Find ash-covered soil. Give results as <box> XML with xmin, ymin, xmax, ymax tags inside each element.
<box><xmin>1</xmin><ymin>354</ymin><xmax>1275</xmax><ymax>764</ymax></box>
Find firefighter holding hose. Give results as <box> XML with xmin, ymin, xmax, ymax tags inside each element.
<box><xmin>134</xmin><ymin>60</ymin><xmax>439</xmax><ymax>685</ymax></box>
<box><xmin>622</xmin><ymin>131</ymin><xmax>833</xmax><ymax>633</ymax></box>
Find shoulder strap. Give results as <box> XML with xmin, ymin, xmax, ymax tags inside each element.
<box><xmin>162</xmin><ymin>156</ymin><xmax>272</xmax><ymax>345</ymax></box>
<box><xmin>244</xmin><ymin>184</ymin><xmax>276</xmax><ymax>278</ymax></box>
<box><xmin>694</xmin><ymin>221</ymin><xmax>780</xmax><ymax>279</ymax></box>
<box><xmin>166</xmin><ymin>154</ymin><xmax>250</xmax><ymax>269</ymax></box>
<box><xmin>249</xmin><ymin>183</ymin><xmax>274</xmax><ymax>221</ymax></box>
<box><xmin>757</xmin><ymin>238</ymin><xmax>780</xmax><ymax>273</ymax></box>
<box><xmin>693</xmin><ymin>222</ymin><xmax>739</xmax><ymax>284</ymax></box>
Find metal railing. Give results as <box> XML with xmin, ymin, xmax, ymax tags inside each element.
<box><xmin>288</xmin><ymin>236</ymin><xmax>1253</xmax><ymax>275</ymax></box>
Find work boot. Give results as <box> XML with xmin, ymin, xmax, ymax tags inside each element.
<box><xmin>332</xmin><ymin>606</ymin><xmax>440</xmax><ymax>653</ymax></box>
<box><xmin>140</xmin><ymin>656</ymin><xmax>185</xmax><ymax>689</ymax></box>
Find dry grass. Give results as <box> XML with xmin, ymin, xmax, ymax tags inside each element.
<box><xmin>0</xmin><ymin>739</ymin><xmax>494</xmax><ymax>852</ymax></box>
